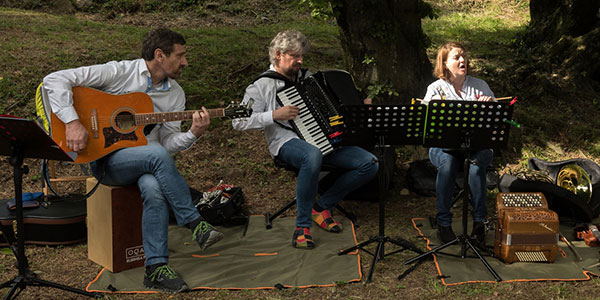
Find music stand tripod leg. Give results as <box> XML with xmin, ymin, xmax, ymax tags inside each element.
<box><xmin>265</xmin><ymin>198</ymin><xmax>296</xmax><ymax>229</ymax></box>
<box><xmin>338</xmin><ymin>159</ymin><xmax>423</xmax><ymax>283</ymax></box>
<box><xmin>0</xmin><ymin>119</ymin><xmax>101</xmax><ymax>299</ymax></box>
<box><xmin>403</xmin><ymin>149</ymin><xmax>502</xmax><ymax>282</ymax></box>
<box><xmin>387</xmin><ymin>237</ymin><xmax>425</xmax><ymax>255</ymax></box>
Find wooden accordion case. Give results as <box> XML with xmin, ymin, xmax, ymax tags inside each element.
<box><xmin>494</xmin><ymin>192</ymin><xmax>559</xmax><ymax>264</ymax></box>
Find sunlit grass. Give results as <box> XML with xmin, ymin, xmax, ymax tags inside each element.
<box><xmin>422</xmin><ymin>0</ymin><xmax>530</xmax><ymax>61</ymax></box>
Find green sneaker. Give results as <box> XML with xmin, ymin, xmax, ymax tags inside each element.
<box><xmin>143</xmin><ymin>264</ymin><xmax>188</xmax><ymax>293</ymax></box>
<box><xmin>193</xmin><ymin>221</ymin><xmax>224</xmax><ymax>251</ymax></box>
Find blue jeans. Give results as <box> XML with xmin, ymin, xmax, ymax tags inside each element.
<box><xmin>90</xmin><ymin>145</ymin><xmax>200</xmax><ymax>266</ymax></box>
<box><xmin>277</xmin><ymin>138</ymin><xmax>379</xmax><ymax>228</ymax></box>
<box><xmin>428</xmin><ymin>147</ymin><xmax>493</xmax><ymax>227</ymax></box>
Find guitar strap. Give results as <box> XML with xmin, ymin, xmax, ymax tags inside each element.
<box><xmin>253</xmin><ymin>68</ymin><xmax>308</xmax><ymax>132</ymax></box>
<box><xmin>41</xmin><ymin>159</ymin><xmax>104</xmax><ymax>200</ymax></box>
<box><xmin>143</xmin><ymin>124</ymin><xmax>157</xmax><ymax>136</ymax></box>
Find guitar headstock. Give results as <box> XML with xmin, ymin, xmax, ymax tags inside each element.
<box><xmin>224</xmin><ymin>101</ymin><xmax>253</xmax><ymax>119</ymax></box>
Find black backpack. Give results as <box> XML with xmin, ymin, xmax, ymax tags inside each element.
<box><xmin>190</xmin><ymin>186</ymin><xmax>248</xmax><ymax>227</ymax></box>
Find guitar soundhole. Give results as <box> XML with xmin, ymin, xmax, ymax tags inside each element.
<box><xmin>113</xmin><ymin>111</ymin><xmax>136</xmax><ymax>133</ymax></box>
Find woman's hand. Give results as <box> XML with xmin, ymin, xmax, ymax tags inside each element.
<box><xmin>477</xmin><ymin>95</ymin><xmax>493</xmax><ymax>102</ymax></box>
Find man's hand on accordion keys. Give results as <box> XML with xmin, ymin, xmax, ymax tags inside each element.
<box><xmin>273</xmin><ymin>105</ymin><xmax>299</xmax><ymax>120</ymax></box>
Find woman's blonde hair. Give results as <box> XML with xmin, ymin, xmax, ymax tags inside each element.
<box><xmin>433</xmin><ymin>42</ymin><xmax>470</xmax><ymax>80</ymax></box>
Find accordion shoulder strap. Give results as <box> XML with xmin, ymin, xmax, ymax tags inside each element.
<box><xmin>254</xmin><ymin>68</ymin><xmax>309</xmax><ymax>133</ymax></box>
<box><xmin>253</xmin><ymin>68</ymin><xmax>309</xmax><ymax>90</ymax></box>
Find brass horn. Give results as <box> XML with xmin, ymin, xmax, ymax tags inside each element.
<box><xmin>556</xmin><ymin>164</ymin><xmax>592</xmax><ymax>204</ymax></box>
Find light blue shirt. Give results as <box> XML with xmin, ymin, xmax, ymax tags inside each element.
<box><xmin>42</xmin><ymin>58</ymin><xmax>197</xmax><ymax>154</ymax></box>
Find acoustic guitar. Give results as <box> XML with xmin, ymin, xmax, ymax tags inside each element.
<box><xmin>49</xmin><ymin>86</ymin><xmax>251</xmax><ymax>164</ymax></box>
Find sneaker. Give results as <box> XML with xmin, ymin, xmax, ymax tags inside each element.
<box><xmin>437</xmin><ymin>225</ymin><xmax>456</xmax><ymax>244</ymax></box>
<box><xmin>471</xmin><ymin>221</ymin><xmax>486</xmax><ymax>246</ymax></box>
<box><xmin>143</xmin><ymin>264</ymin><xmax>189</xmax><ymax>293</ymax></box>
<box><xmin>292</xmin><ymin>227</ymin><xmax>315</xmax><ymax>249</ymax></box>
<box><xmin>193</xmin><ymin>221</ymin><xmax>224</xmax><ymax>251</ymax></box>
<box><xmin>311</xmin><ymin>208</ymin><xmax>342</xmax><ymax>233</ymax></box>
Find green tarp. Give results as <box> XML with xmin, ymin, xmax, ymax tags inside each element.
<box><xmin>87</xmin><ymin>215</ymin><xmax>361</xmax><ymax>293</ymax></box>
<box><xmin>411</xmin><ymin>218</ymin><xmax>599</xmax><ymax>285</ymax></box>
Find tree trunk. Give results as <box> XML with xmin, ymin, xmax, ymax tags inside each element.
<box><xmin>530</xmin><ymin>0</ymin><xmax>599</xmax><ymax>39</ymax></box>
<box><xmin>332</xmin><ymin>0</ymin><xmax>433</xmax><ymax>104</ymax></box>
<box><xmin>525</xmin><ymin>0</ymin><xmax>600</xmax><ymax>94</ymax></box>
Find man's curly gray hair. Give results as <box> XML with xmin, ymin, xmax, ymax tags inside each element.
<box><xmin>268</xmin><ymin>30</ymin><xmax>310</xmax><ymax>66</ymax></box>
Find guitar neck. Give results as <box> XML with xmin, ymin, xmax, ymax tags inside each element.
<box><xmin>135</xmin><ymin>109</ymin><xmax>225</xmax><ymax>125</ymax></box>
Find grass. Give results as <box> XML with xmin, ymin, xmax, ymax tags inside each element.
<box><xmin>0</xmin><ymin>5</ymin><xmax>341</xmax><ymax>117</ymax></box>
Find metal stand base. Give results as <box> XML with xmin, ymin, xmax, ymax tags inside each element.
<box><xmin>339</xmin><ymin>232</ymin><xmax>423</xmax><ymax>283</ymax></box>
<box><xmin>403</xmin><ymin>149</ymin><xmax>502</xmax><ymax>282</ymax></box>
<box><xmin>0</xmin><ymin>146</ymin><xmax>100</xmax><ymax>299</ymax></box>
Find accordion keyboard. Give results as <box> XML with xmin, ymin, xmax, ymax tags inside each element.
<box><xmin>500</xmin><ymin>193</ymin><xmax>545</xmax><ymax>208</ymax></box>
<box><xmin>277</xmin><ymin>83</ymin><xmax>335</xmax><ymax>156</ymax></box>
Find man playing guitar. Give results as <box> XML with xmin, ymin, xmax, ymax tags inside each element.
<box><xmin>43</xmin><ymin>28</ymin><xmax>223</xmax><ymax>293</ymax></box>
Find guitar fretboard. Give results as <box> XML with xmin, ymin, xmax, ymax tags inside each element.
<box><xmin>135</xmin><ymin>109</ymin><xmax>225</xmax><ymax>125</ymax></box>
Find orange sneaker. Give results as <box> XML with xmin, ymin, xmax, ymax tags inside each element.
<box><xmin>311</xmin><ymin>208</ymin><xmax>342</xmax><ymax>233</ymax></box>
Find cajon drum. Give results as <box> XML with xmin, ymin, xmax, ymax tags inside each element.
<box><xmin>86</xmin><ymin>178</ymin><xmax>145</xmax><ymax>272</ymax></box>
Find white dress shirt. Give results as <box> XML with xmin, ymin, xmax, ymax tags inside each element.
<box><xmin>42</xmin><ymin>58</ymin><xmax>197</xmax><ymax>153</ymax></box>
<box><xmin>232</xmin><ymin>65</ymin><xmax>311</xmax><ymax>157</ymax></box>
<box><xmin>423</xmin><ymin>76</ymin><xmax>495</xmax><ymax>102</ymax></box>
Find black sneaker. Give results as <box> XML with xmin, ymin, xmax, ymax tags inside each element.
<box><xmin>471</xmin><ymin>221</ymin><xmax>486</xmax><ymax>246</ymax></box>
<box><xmin>437</xmin><ymin>225</ymin><xmax>456</xmax><ymax>244</ymax></box>
<box><xmin>193</xmin><ymin>221</ymin><xmax>224</xmax><ymax>251</ymax></box>
<box><xmin>143</xmin><ymin>264</ymin><xmax>189</xmax><ymax>293</ymax></box>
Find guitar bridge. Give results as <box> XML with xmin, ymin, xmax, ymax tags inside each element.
<box><xmin>90</xmin><ymin>108</ymin><xmax>99</xmax><ymax>139</ymax></box>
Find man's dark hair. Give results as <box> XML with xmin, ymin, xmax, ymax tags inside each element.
<box><xmin>141</xmin><ymin>28</ymin><xmax>186</xmax><ymax>61</ymax></box>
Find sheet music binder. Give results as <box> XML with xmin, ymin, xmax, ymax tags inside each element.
<box><xmin>342</xmin><ymin>103</ymin><xmax>428</xmax><ymax>146</ymax></box>
<box><xmin>424</xmin><ymin>100</ymin><xmax>513</xmax><ymax>149</ymax></box>
<box><xmin>0</xmin><ymin>117</ymin><xmax>75</xmax><ymax>161</ymax></box>
<box><xmin>342</xmin><ymin>100</ymin><xmax>514</xmax><ymax>149</ymax></box>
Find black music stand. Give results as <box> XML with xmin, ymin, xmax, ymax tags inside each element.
<box><xmin>0</xmin><ymin>117</ymin><xmax>99</xmax><ymax>299</ymax></box>
<box><xmin>403</xmin><ymin>100</ymin><xmax>514</xmax><ymax>282</ymax></box>
<box><xmin>337</xmin><ymin>104</ymin><xmax>426</xmax><ymax>283</ymax></box>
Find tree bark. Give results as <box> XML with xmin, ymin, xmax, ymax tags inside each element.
<box><xmin>530</xmin><ymin>0</ymin><xmax>599</xmax><ymax>39</ymax></box>
<box><xmin>525</xmin><ymin>0</ymin><xmax>600</xmax><ymax>94</ymax></box>
<box><xmin>332</xmin><ymin>0</ymin><xmax>434</xmax><ymax>104</ymax></box>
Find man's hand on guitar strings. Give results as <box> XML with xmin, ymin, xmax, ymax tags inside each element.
<box><xmin>65</xmin><ymin>119</ymin><xmax>89</xmax><ymax>153</ymax></box>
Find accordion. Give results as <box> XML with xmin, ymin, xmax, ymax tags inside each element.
<box><xmin>494</xmin><ymin>192</ymin><xmax>559</xmax><ymax>264</ymax></box>
<box><xmin>276</xmin><ymin>70</ymin><xmax>362</xmax><ymax>155</ymax></box>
